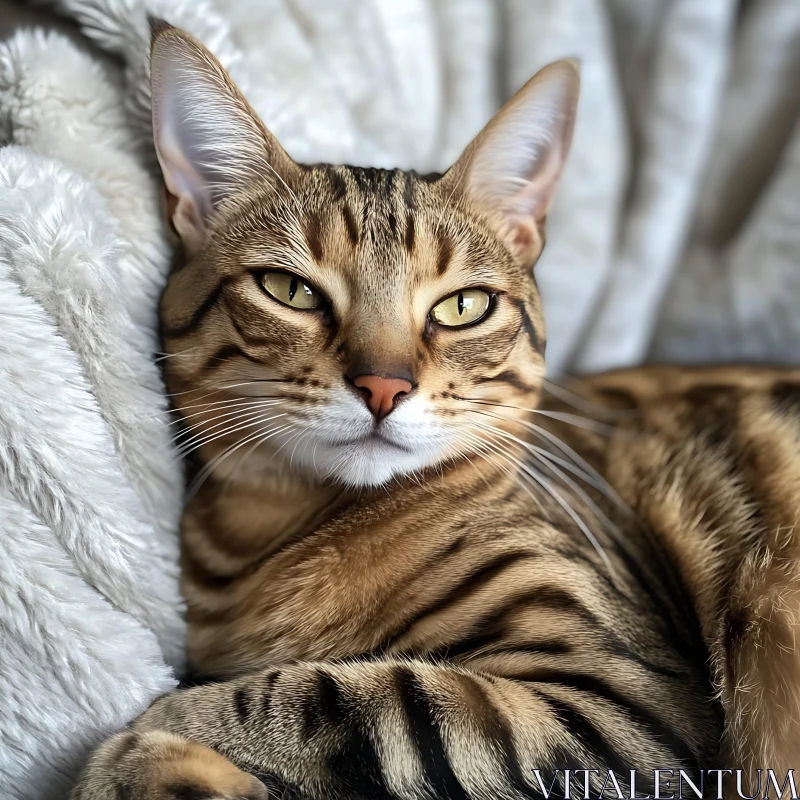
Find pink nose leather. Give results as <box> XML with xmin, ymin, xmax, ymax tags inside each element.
<box><xmin>353</xmin><ymin>375</ymin><xmax>413</xmax><ymax>420</ymax></box>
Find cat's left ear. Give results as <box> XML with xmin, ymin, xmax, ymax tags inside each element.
<box><xmin>445</xmin><ymin>60</ymin><xmax>580</xmax><ymax>265</ymax></box>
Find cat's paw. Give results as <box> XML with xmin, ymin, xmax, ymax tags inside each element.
<box><xmin>71</xmin><ymin>730</ymin><xmax>269</xmax><ymax>800</ymax></box>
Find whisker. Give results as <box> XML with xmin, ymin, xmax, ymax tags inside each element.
<box><xmin>461</xmin><ymin>406</ymin><xmax>628</xmax><ymax>513</ymax></box>
<box><xmin>459</xmin><ymin>396</ymin><xmax>615</xmax><ymax>435</ymax></box>
<box><xmin>176</xmin><ymin>409</ymin><xmax>286</xmax><ymax>454</ymax></box>
<box><xmin>466</xmin><ymin>409</ymin><xmax>677</xmax><ymax>599</ymax></box>
<box><xmin>173</xmin><ymin>401</ymin><xmax>283</xmax><ymax>439</ymax></box>
<box><xmin>468</xmin><ymin>418</ymin><xmax>622</xmax><ymax>552</ymax></box>
<box><xmin>289</xmin><ymin>428</ymin><xmax>315</xmax><ymax>472</ymax></box>
<box><xmin>531</xmin><ymin>409</ymin><xmax>616</xmax><ymax>434</ymax></box>
<box><xmin>163</xmin><ymin>394</ymin><xmax>287</xmax><ymax>420</ymax></box>
<box><xmin>455</xmin><ymin>429</ymin><xmax>525</xmax><ymax>497</ymax></box>
<box><xmin>163</xmin><ymin>379</ymin><xmax>291</xmax><ymax>401</ymax></box>
<box><xmin>460</xmin><ymin>429</ymin><xmax>548</xmax><ymax>517</ymax></box>
<box><xmin>543</xmin><ymin>378</ymin><xmax>639</xmax><ymax>421</ymax></box>
<box><xmin>475</xmin><ymin>421</ymin><xmax>624</xmax><ymax>542</ymax></box>
<box><xmin>227</xmin><ymin>421</ymin><xmax>301</xmax><ymax>482</ymax></box>
<box><xmin>531</xmin><ymin>447</ymin><xmax>610</xmax><ymax>495</ymax></box>
<box><xmin>176</xmin><ymin>412</ymin><xmax>287</xmax><ymax>458</ymax></box>
<box><xmin>465</xmin><ymin>409</ymin><xmax>601</xmax><ymax>488</ymax></box>
<box><xmin>473</xmin><ymin>426</ymin><xmax>616</xmax><ymax>578</ymax></box>
<box><xmin>465</xmin><ymin>409</ymin><xmax>622</xmax><ymax>501</ymax></box>
<box><xmin>311</xmin><ymin>437</ymin><xmax>320</xmax><ymax>477</ymax></box>
<box><xmin>153</xmin><ymin>347</ymin><xmax>199</xmax><ymax>363</ymax></box>
<box><xmin>187</xmin><ymin>421</ymin><xmax>296</xmax><ymax>499</ymax></box>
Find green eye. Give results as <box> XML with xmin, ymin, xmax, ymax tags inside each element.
<box><xmin>431</xmin><ymin>289</ymin><xmax>491</xmax><ymax>327</ymax></box>
<box><xmin>261</xmin><ymin>271</ymin><xmax>322</xmax><ymax>310</ymax></box>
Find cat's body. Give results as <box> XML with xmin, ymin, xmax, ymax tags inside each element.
<box><xmin>72</xmin><ymin>22</ymin><xmax>800</xmax><ymax>800</ymax></box>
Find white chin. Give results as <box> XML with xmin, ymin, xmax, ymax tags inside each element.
<box><xmin>278</xmin><ymin>392</ymin><xmax>450</xmax><ymax>488</ymax></box>
<box><xmin>296</xmin><ymin>437</ymin><xmax>436</xmax><ymax>488</ymax></box>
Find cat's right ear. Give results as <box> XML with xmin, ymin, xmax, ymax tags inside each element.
<box><xmin>149</xmin><ymin>20</ymin><xmax>299</xmax><ymax>253</ymax></box>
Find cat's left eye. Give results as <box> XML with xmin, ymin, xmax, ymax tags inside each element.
<box><xmin>260</xmin><ymin>271</ymin><xmax>322</xmax><ymax>310</ymax></box>
<box><xmin>431</xmin><ymin>289</ymin><xmax>491</xmax><ymax>328</ymax></box>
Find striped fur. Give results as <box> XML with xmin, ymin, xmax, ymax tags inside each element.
<box><xmin>72</xmin><ymin>24</ymin><xmax>799</xmax><ymax>800</ymax></box>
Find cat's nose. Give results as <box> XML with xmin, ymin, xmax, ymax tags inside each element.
<box><xmin>352</xmin><ymin>374</ymin><xmax>414</xmax><ymax>420</ymax></box>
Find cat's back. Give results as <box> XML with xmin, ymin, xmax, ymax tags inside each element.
<box><xmin>543</xmin><ymin>364</ymin><xmax>800</xmax><ymax>773</ymax></box>
<box><xmin>542</xmin><ymin>364</ymin><xmax>800</xmax><ymax>608</ymax></box>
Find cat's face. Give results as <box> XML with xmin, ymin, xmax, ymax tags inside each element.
<box><xmin>152</xmin><ymin>22</ymin><xmax>579</xmax><ymax>488</ymax></box>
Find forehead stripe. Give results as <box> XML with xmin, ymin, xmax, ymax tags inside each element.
<box><xmin>436</xmin><ymin>229</ymin><xmax>453</xmax><ymax>275</ymax></box>
<box><xmin>342</xmin><ymin>204</ymin><xmax>359</xmax><ymax>245</ymax></box>
<box><xmin>328</xmin><ymin>169</ymin><xmax>347</xmax><ymax>201</ymax></box>
<box><xmin>304</xmin><ymin>211</ymin><xmax>324</xmax><ymax>262</ymax></box>
<box><xmin>404</xmin><ymin>214</ymin><xmax>416</xmax><ymax>254</ymax></box>
<box><xmin>403</xmin><ymin>174</ymin><xmax>416</xmax><ymax>209</ymax></box>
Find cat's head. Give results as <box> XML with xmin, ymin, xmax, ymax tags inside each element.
<box><xmin>152</xmin><ymin>22</ymin><xmax>579</xmax><ymax>488</ymax></box>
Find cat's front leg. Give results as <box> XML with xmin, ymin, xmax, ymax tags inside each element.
<box><xmin>70</xmin><ymin>726</ymin><xmax>268</xmax><ymax>800</ymax></box>
<box><xmin>114</xmin><ymin>657</ymin><xmax>689</xmax><ymax>800</ymax></box>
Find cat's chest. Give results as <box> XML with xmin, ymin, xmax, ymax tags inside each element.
<box><xmin>183</xmin><ymin>480</ymin><xmax>534</xmax><ymax>677</ymax></box>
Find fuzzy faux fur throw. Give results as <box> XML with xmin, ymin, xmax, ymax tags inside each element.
<box><xmin>0</xmin><ymin>21</ymin><xmax>185</xmax><ymax>800</ymax></box>
<box><xmin>1</xmin><ymin>0</ymin><xmax>799</xmax><ymax>798</ymax></box>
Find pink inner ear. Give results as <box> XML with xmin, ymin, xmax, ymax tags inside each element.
<box><xmin>513</xmin><ymin>221</ymin><xmax>537</xmax><ymax>251</ymax></box>
<box><xmin>459</xmin><ymin>63</ymin><xmax>579</xmax><ymax>246</ymax></box>
<box><xmin>506</xmin><ymin>136</ymin><xmax>566</xmax><ymax>226</ymax></box>
<box><xmin>155</xmin><ymin>100</ymin><xmax>215</xmax><ymax>224</ymax></box>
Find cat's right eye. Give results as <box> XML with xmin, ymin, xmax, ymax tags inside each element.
<box><xmin>260</xmin><ymin>271</ymin><xmax>322</xmax><ymax>310</ymax></box>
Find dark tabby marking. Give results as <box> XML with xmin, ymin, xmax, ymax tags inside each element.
<box><xmin>404</xmin><ymin>213</ymin><xmax>416</xmax><ymax>253</ymax></box>
<box><xmin>435</xmin><ymin>228</ymin><xmax>453</xmax><ymax>275</ymax></box>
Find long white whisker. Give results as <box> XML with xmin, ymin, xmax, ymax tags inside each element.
<box><xmin>187</xmin><ymin>421</ymin><xmax>296</xmax><ymax>499</ymax></box>
<box><xmin>474</xmin><ymin>426</ymin><xmax>616</xmax><ymax>577</ymax></box>
<box><xmin>153</xmin><ymin>347</ymin><xmax>199</xmax><ymax>363</ymax></box>
<box><xmin>459</xmin><ymin>397</ymin><xmax>615</xmax><ymax>435</ymax></box>
<box><xmin>473</xmin><ymin>421</ymin><xmax>624</xmax><ymax>541</ymax></box>
<box><xmin>461</xmin><ymin>429</ymin><xmax>549</xmax><ymax>517</ymax></box>
<box><xmin>455</xmin><ymin>429</ymin><xmax>523</xmax><ymax>496</ymax></box>
<box><xmin>227</xmin><ymin>422</ymin><xmax>301</xmax><ymax>483</ymax></box>
<box><xmin>163</xmin><ymin>379</ymin><xmax>289</xmax><ymax>402</ymax></box>
<box><xmin>174</xmin><ymin>404</ymin><xmax>280</xmax><ymax>446</ymax></box>
<box><xmin>543</xmin><ymin>379</ymin><xmax>639</xmax><ymax>421</ymax></box>
<box><xmin>174</xmin><ymin>402</ymin><xmax>282</xmax><ymax>442</ymax></box>
<box><xmin>531</xmin><ymin>409</ymin><xmax>616</xmax><ymax>434</ymax></box>
<box><xmin>288</xmin><ymin>428</ymin><xmax>314</xmax><ymax>472</ymax></box>
<box><xmin>465</xmin><ymin>409</ymin><xmax>610</xmax><ymax>494</ymax></box>
<box><xmin>177</xmin><ymin>412</ymin><xmax>287</xmax><ymax>458</ymax></box>
<box><xmin>466</xmin><ymin>410</ymin><xmax>602</xmax><ymax>488</ymax></box>
<box><xmin>462</xmin><ymin>406</ymin><xmax>629</xmax><ymax>513</ymax></box>
<box><xmin>166</xmin><ymin>396</ymin><xmax>285</xmax><ymax>421</ymax></box>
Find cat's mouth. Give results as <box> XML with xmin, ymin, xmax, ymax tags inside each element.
<box><xmin>302</xmin><ymin>395</ymin><xmax>449</xmax><ymax>486</ymax></box>
<box><xmin>331</xmin><ymin>431</ymin><xmax>415</xmax><ymax>454</ymax></box>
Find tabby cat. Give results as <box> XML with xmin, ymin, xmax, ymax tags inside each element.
<box><xmin>72</xmin><ymin>20</ymin><xmax>800</xmax><ymax>800</ymax></box>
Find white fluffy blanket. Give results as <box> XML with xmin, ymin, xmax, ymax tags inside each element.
<box><xmin>0</xmin><ymin>0</ymin><xmax>799</xmax><ymax>797</ymax></box>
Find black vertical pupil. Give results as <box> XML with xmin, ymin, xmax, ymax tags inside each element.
<box><xmin>457</xmin><ymin>292</ymin><xmax>464</xmax><ymax>315</ymax></box>
<box><xmin>288</xmin><ymin>276</ymin><xmax>298</xmax><ymax>302</ymax></box>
